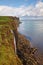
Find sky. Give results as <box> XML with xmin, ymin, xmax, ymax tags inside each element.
<box><xmin>0</xmin><ymin>0</ymin><xmax>43</xmax><ymax>16</ymax></box>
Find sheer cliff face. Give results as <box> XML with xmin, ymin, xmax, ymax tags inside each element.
<box><xmin>0</xmin><ymin>17</ymin><xmax>23</xmax><ymax>65</ymax></box>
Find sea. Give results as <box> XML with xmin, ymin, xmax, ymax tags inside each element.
<box><xmin>18</xmin><ymin>19</ymin><xmax>43</xmax><ymax>54</ymax></box>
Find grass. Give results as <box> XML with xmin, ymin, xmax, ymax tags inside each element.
<box><xmin>0</xmin><ymin>16</ymin><xmax>14</xmax><ymax>24</ymax></box>
<box><xmin>0</xmin><ymin>16</ymin><xmax>10</xmax><ymax>22</ymax></box>
<box><xmin>0</xmin><ymin>45</ymin><xmax>22</xmax><ymax>65</ymax></box>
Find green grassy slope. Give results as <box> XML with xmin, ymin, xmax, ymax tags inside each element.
<box><xmin>0</xmin><ymin>16</ymin><xmax>10</xmax><ymax>22</ymax></box>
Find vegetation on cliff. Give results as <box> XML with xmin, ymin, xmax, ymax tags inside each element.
<box><xmin>0</xmin><ymin>16</ymin><xmax>23</xmax><ymax>65</ymax></box>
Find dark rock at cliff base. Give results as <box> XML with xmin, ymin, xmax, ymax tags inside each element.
<box><xmin>17</xmin><ymin>33</ymin><xmax>39</xmax><ymax>65</ymax></box>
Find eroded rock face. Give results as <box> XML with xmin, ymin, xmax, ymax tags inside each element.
<box><xmin>17</xmin><ymin>34</ymin><xmax>40</xmax><ymax>65</ymax></box>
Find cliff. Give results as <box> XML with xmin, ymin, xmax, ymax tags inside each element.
<box><xmin>0</xmin><ymin>16</ymin><xmax>40</xmax><ymax>65</ymax></box>
<box><xmin>0</xmin><ymin>16</ymin><xmax>23</xmax><ymax>65</ymax></box>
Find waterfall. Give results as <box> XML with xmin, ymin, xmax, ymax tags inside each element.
<box><xmin>10</xmin><ymin>29</ymin><xmax>17</xmax><ymax>54</ymax></box>
<box><xmin>14</xmin><ymin>36</ymin><xmax>16</xmax><ymax>54</ymax></box>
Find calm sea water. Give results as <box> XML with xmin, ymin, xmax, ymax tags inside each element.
<box><xmin>18</xmin><ymin>20</ymin><xmax>43</xmax><ymax>54</ymax></box>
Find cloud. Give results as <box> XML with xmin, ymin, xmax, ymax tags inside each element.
<box><xmin>0</xmin><ymin>1</ymin><xmax>43</xmax><ymax>16</ymax></box>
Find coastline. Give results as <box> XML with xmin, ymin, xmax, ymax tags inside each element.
<box><xmin>0</xmin><ymin>16</ymin><xmax>42</xmax><ymax>65</ymax></box>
